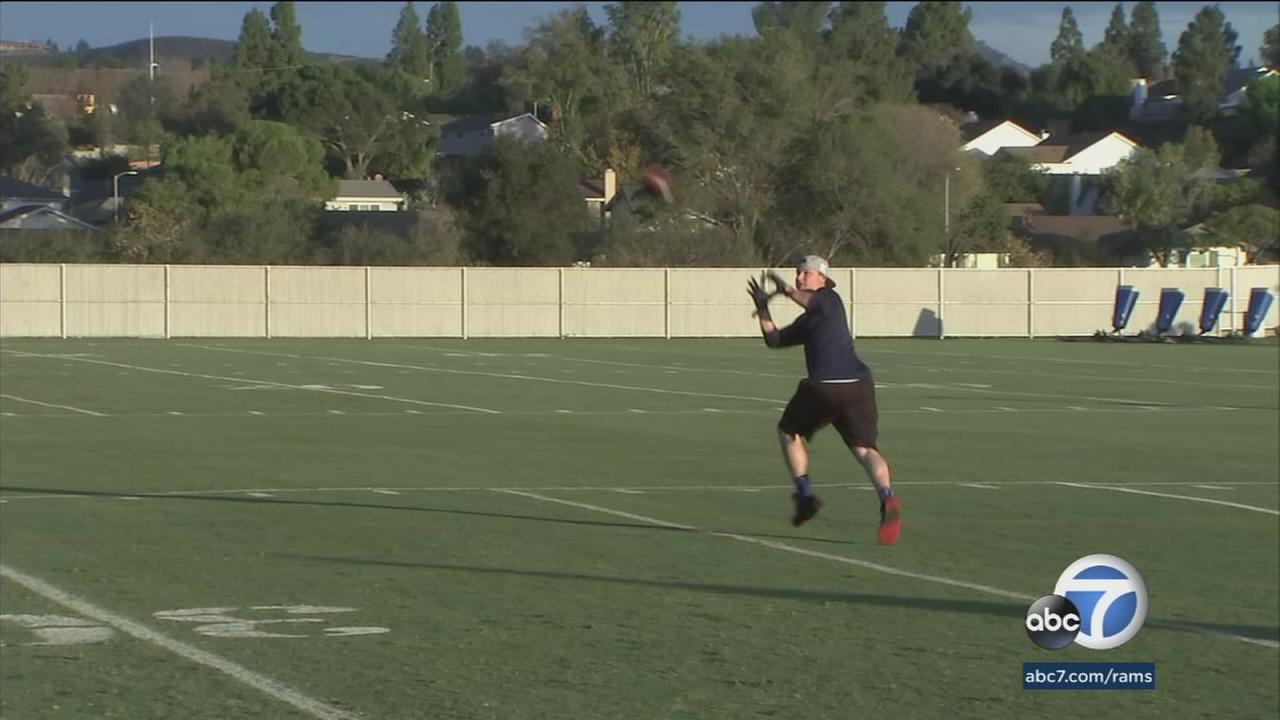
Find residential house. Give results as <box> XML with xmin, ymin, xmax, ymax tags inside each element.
<box><xmin>960</xmin><ymin>119</ymin><xmax>1047</xmax><ymax>156</ymax></box>
<box><xmin>0</xmin><ymin>204</ymin><xmax>98</xmax><ymax>231</ymax></box>
<box><xmin>998</xmin><ymin>132</ymin><xmax>1138</xmax><ymax>215</ymax></box>
<box><xmin>1006</xmin><ymin>204</ymin><xmax>1144</xmax><ymax>266</ymax></box>
<box><xmin>324</xmin><ymin>179</ymin><xmax>406</xmax><ymax>212</ymax></box>
<box><xmin>436</xmin><ymin>112</ymin><xmax>549</xmax><ymax>158</ymax></box>
<box><xmin>579</xmin><ymin>169</ymin><xmax>618</xmax><ymax>222</ymax></box>
<box><xmin>1129</xmin><ymin>65</ymin><xmax>1277</xmax><ymax>121</ymax></box>
<box><xmin>0</xmin><ymin>176</ymin><xmax>69</xmax><ymax>214</ymax></box>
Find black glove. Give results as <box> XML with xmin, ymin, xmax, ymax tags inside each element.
<box><xmin>764</xmin><ymin>271</ymin><xmax>790</xmax><ymax>297</ymax></box>
<box><xmin>747</xmin><ymin>276</ymin><xmax>772</xmax><ymax>319</ymax></box>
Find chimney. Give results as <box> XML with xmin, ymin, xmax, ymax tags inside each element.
<box><xmin>603</xmin><ymin>168</ymin><xmax>617</xmax><ymax>205</ymax></box>
<box><xmin>1131</xmin><ymin>77</ymin><xmax>1152</xmax><ymax>119</ymax></box>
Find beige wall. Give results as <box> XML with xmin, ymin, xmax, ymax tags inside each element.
<box><xmin>2</xmin><ymin>264</ymin><xmax>1277</xmax><ymax>339</ymax></box>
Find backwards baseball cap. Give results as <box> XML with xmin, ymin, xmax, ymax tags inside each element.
<box><xmin>796</xmin><ymin>255</ymin><xmax>835</xmax><ymax>288</ymax></box>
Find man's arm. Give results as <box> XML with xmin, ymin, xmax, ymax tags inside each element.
<box><xmin>766</xmin><ymin>272</ymin><xmax>814</xmax><ymax>309</ymax></box>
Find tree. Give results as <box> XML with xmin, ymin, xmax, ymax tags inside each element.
<box><xmin>1180</xmin><ymin>125</ymin><xmax>1220</xmax><ymax>169</ymax></box>
<box><xmin>426</xmin><ymin>1</ymin><xmax>465</xmax><ymax>99</ymax></box>
<box><xmin>269</xmin><ymin>2</ymin><xmax>305</xmax><ymax>70</ymax></box>
<box><xmin>827</xmin><ymin>1</ymin><xmax>914</xmax><ymax>103</ymax></box>
<box><xmin>1128</xmin><ymin>1</ymin><xmax>1166</xmax><ymax>79</ymax></box>
<box><xmin>1174</xmin><ymin>5</ymin><xmax>1235</xmax><ymax>122</ymax></box>
<box><xmin>605</xmin><ymin>1</ymin><xmax>680</xmax><ymax>98</ymax></box>
<box><xmin>982</xmin><ymin>153</ymin><xmax>1049</xmax><ymax>203</ymax></box>
<box><xmin>388</xmin><ymin>2</ymin><xmax>431</xmax><ymax>80</ymax></box>
<box><xmin>1200</xmin><ymin>204</ymin><xmax>1280</xmax><ymax>260</ymax></box>
<box><xmin>1104</xmin><ymin>143</ymin><xmax>1213</xmax><ymax>266</ymax></box>
<box><xmin>276</xmin><ymin>63</ymin><xmax>407</xmax><ymax>179</ymax></box>
<box><xmin>1046</xmin><ymin>7</ymin><xmax>1092</xmax><ymax>111</ymax></box>
<box><xmin>1102</xmin><ymin>3</ymin><xmax>1129</xmax><ymax>54</ymax></box>
<box><xmin>1264</xmin><ymin>24</ymin><xmax>1280</xmax><ymax>67</ymax></box>
<box><xmin>1050</xmin><ymin>7</ymin><xmax>1084</xmax><ymax>65</ymax></box>
<box><xmin>948</xmin><ymin>189</ymin><xmax>1009</xmax><ymax>267</ymax></box>
<box><xmin>501</xmin><ymin>8</ymin><xmax>620</xmax><ymax>155</ymax></box>
<box><xmin>234</xmin><ymin>9</ymin><xmax>273</xmax><ymax>71</ymax></box>
<box><xmin>447</xmin><ymin>137</ymin><xmax>590</xmax><ymax>265</ymax></box>
<box><xmin>0</xmin><ymin>63</ymin><xmax>70</xmax><ymax>186</ymax></box>
<box><xmin>752</xmin><ymin>1</ymin><xmax>830</xmax><ymax>43</ymax></box>
<box><xmin>899</xmin><ymin>1</ymin><xmax>974</xmax><ymax>76</ymax></box>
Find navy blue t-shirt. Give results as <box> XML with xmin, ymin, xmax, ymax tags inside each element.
<box><xmin>775</xmin><ymin>287</ymin><xmax>871</xmax><ymax>381</ymax></box>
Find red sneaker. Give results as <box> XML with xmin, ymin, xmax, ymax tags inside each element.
<box><xmin>878</xmin><ymin>496</ymin><xmax>902</xmax><ymax>545</ymax></box>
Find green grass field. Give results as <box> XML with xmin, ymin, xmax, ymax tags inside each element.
<box><xmin>1</xmin><ymin>337</ymin><xmax>1277</xmax><ymax>720</ymax></box>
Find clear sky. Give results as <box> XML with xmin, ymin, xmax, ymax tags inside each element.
<box><xmin>1</xmin><ymin>2</ymin><xmax>1275</xmax><ymax>69</ymax></box>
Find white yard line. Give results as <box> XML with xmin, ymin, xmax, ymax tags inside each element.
<box><xmin>494</xmin><ymin>489</ymin><xmax>1034</xmax><ymax>600</ymax></box>
<box><xmin>1056</xmin><ymin>482</ymin><xmax>1279</xmax><ymax>516</ymax></box>
<box><xmin>180</xmin><ymin>345</ymin><xmax>785</xmax><ymax>406</ymax></box>
<box><xmin>2</xmin><ymin>480</ymin><xmax>1277</xmax><ymax>502</ymax></box>
<box><xmin>0</xmin><ymin>564</ymin><xmax>361</xmax><ymax>720</ymax></box>
<box><xmin>495</xmin><ymin>490</ymin><xmax>1278</xmax><ymax>649</ymax></box>
<box><xmin>864</xmin><ymin>347</ymin><xmax>1280</xmax><ymax>375</ymax></box>
<box><xmin>0</xmin><ymin>393</ymin><xmax>106</xmax><ymax>416</ymax></box>
<box><xmin>1</xmin><ymin>349</ymin><xmax>498</xmax><ymax>415</ymax></box>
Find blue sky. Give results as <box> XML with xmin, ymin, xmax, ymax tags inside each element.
<box><xmin>1</xmin><ymin>2</ymin><xmax>1275</xmax><ymax>69</ymax></box>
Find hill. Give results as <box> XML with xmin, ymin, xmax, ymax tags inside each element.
<box><xmin>976</xmin><ymin>40</ymin><xmax>1032</xmax><ymax>77</ymax></box>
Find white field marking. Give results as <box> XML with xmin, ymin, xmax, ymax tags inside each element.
<box><xmin>0</xmin><ymin>393</ymin><xmax>105</xmax><ymax>416</ymax></box>
<box><xmin>498</xmin><ymin>489</ymin><xmax>1280</xmax><ymax>651</ymax></box>
<box><xmin>1193</xmin><ymin>485</ymin><xmax>1231</xmax><ymax>491</ymax></box>
<box><xmin>387</xmin><ymin>343</ymin><xmax>798</xmax><ymax>380</ymax></box>
<box><xmin>1056</xmin><ymin>482</ymin><xmax>1279</xmax><ymax>516</ymax></box>
<box><xmin>1068</xmin><ymin>406</ymin><xmax>1089</xmax><ymax>411</ymax></box>
<box><xmin>371</xmin><ymin>490</ymin><xmax>401</xmax><ymax>496</ymax></box>
<box><xmin>610</xmin><ymin>489</ymin><xmax>644</xmax><ymax>494</ymax></box>
<box><xmin>0</xmin><ymin>614</ymin><xmax>116</xmax><ymax>646</ymax></box>
<box><xmin>895</xmin><ymin>362</ymin><xmax>1278</xmax><ymax>391</ymax></box>
<box><xmin>0</xmin><ymin>405</ymin><xmax>1257</xmax><ymax>421</ymax></box>
<box><xmin>897</xmin><ymin>381</ymin><xmax>1175</xmax><ymax>408</ymax></box>
<box><xmin>960</xmin><ymin>483</ymin><xmax>999</xmax><ymax>489</ymax></box>
<box><xmin>246</xmin><ymin>492</ymin><xmax>274</xmax><ymax>498</ymax></box>
<box><xmin>995</xmin><ymin>406</ymin><xmax>1017</xmax><ymax>411</ymax></box>
<box><xmin>2</xmin><ymin>412</ymin><xmax>14</xmax><ymax>417</ymax></box>
<box><xmin>628</xmin><ymin>408</ymin><xmax>647</xmax><ymax>413</ymax></box>
<box><xmin>3</xmin><ymin>480</ymin><xmax>1276</xmax><ymax>503</ymax></box>
<box><xmin>1</xmin><ymin>349</ymin><xmax>499</xmax><ymax>415</ymax></box>
<box><xmin>249</xmin><ymin>411</ymin><xmax>265</xmax><ymax>416</ymax></box>
<box><xmin>864</xmin><ymin>347</ymin><xmax>1280</xmax><ymax>375</ymax></box>
<box><xmin>497</xmin><ymin>489</ymin><xmax>1034</xmax><ymax>601</ymax></box>
<box><xmin>1210</xmin><ymin>406</ymin><xmax>1238</xmax><ymax>411</ymax></box>
<box><xmin>117</xmin><ymin>496</ymin><xmax>142</xmax><ymax>501</ymax></box>
<box><xmin>168</xmin><ymin>411</ymin><xmax>184</xmax><ymax>416</ymax></box>
<box><xmin>182</xmin><ymin>344</ymin><xmax>788</xmax><ymax>406</ymax></box>
<box><xmin>703</xmin><ymin>408</ymin><xmax>722</xmax><ymax>413</ymax></box>
<box><xmin>328</xmin><ymin>410</ymin><xmax>346</xmax><ymax>415</ymax></box>
<box><xmin>0</xmin><ymin>565</ymin><xmax>362</xmax><ymax>720</ymax></box>
<box><xmin>920</xmin><ymin>407</ymin><xmax>943</xmax><ymax>412</ymax></box>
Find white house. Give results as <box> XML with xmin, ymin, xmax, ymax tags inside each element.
<box><xmin>1130</xmin><ymin>66</ymin><xmax>1277</xmax><ymax>120</ymax></box>
<box><xmin>960</xmin><ymin>119</ymin><xmax>1047</xmax><ymax>156</ymax></box>
<box><xmin>324</xmin><ymin>179</ymin><xmax>405</xmax><ymax>212</ymax></box>
<box><xmin>999</xmin><ymin>132</ymin><xmax>1138</xmax><ymax>215</ymax></box>
<box><xmin>578</xmin><ymin>168</ymin><xmax>618</xmax><ymax>223</ymax></box>
<box><xmin>437</xmin><ymin>112</ymin><xmax>549</xmax><ymax>158</ymax></box>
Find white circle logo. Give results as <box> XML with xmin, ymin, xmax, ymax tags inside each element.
<box><xmin>1053</xmin><ymin>554</ymin><xmax>1147</xmax><ymax>650</ymax></box>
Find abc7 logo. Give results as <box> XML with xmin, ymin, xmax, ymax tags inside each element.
<box><xmin>1025</xmin><ymin>554</ymin><xmax>1148</xmax><ymax>650</ymax></box>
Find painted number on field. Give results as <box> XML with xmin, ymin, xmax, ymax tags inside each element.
<box><xmin>153</xmin><ymin>605</ymin><xmax>389</xmax><ymax>639</ymax></box>
<box><xmin>0</xmin><ymin>614</ymin><xmax>115</xmax><ymax>646</ymax></box>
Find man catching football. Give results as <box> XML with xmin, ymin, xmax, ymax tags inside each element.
<box><xmin>747</xmin><ymin>256</ymin><xmax>902</xmax><ymax>545</ymax></box>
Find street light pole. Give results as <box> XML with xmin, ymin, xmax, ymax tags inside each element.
<box><xmin>113</xmin><ymin>170</ymin><xmax>139</xmax><ymax>224</ymax></box>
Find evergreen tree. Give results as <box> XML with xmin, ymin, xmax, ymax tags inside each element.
<box><xmin>234</xmin><ymin>9</ymin><xmax>272</xmax><ymax>71</ymax></box>
<box><xmin>899</xmin><ymin>1</ymin><xmax>975</xmax><ymax>76</ymax></box>
<box><xmin>1174</xmin><ymin>5</ymin><xmax>1234</xmax><ymax>122</ymax></box>
<box><xmin>268</xmin><ymin>1</ymin><xmax>304</xmax><ymax>69</ymax></box>
<box><xmin>426</xmin><ymin>1</ymin><xmax>465</xmax><ymax>98</ymax></box>
<box><xmin>1264</xmin><ymin>24</ymin><xmax>1280</xmax><ymax>67</ymax></box>
<box><xmin>1128</xmin><ymin>1</ymin><xmax>1166</xmax><ymax>78</ymax></box>
<box><xmin>388</xmin><ymin>2</ymin><xmax>431</xmax><ymax>79</ymax></box>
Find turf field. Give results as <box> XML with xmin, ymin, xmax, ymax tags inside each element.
<box><xmin>0</xmin><ymin>337</ymin><xmax>1277</xmax><ymax>720</ymax></box>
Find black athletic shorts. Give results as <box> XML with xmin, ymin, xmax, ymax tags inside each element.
<box><xmin>777</xmin><ymin>379</ymin><xmax>879</xmax><ymax>449</ymax></box>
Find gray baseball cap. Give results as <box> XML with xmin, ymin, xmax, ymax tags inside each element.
<box><xmin>796</xmin><ymin>255</ymin><xmax>835</xmax><ymax>288</ymax></box>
